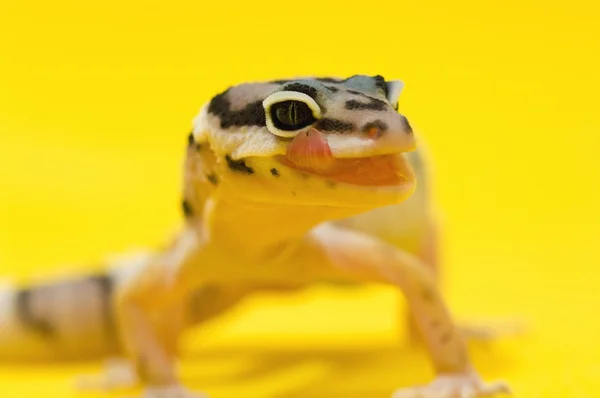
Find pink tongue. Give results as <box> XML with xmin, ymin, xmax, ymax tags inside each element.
<box><xmin>285</xmin><ymin>128</ymin><xmax>334</xmax><ymax>172</ymax></box>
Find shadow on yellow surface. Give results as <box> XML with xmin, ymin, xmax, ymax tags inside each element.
<box><xmin>1</xmin><ymin>0</ymin><xmax>599</xmax><ymax>396</ymax></box>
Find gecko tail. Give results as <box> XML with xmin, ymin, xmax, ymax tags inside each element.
<box><xmin>0</xmin><ymin>251</ymin><xmax>156</xmax><ymax>362</ymax></box>
<box><xmin>0</xmin><ymin>279</ymin><xmax>55</xmax><ymax>361</ymax></box>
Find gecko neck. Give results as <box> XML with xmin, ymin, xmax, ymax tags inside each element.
<box><xmin>205</xmin><ymin>195</ymin><xmax>363</xmax><ymax>253</ymax></box>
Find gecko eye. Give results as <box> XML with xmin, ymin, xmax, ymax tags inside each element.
<box><xmin>272</xmin><ymin>100</ymin><xmax>314</xmax><ymax>130</ymax></box>
<box><xmin>263</xmin><ymin>91</ymin><xmax>321</xmax><ymax>138</ymax></box>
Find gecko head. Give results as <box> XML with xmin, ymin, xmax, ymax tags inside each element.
<box><xmin>192</xmin><ymin>75</ymin><xmax>416</xmax><ymax>210</ymax></box>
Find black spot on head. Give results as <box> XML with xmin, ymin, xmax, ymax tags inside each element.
<box><xmin>315</xmin><ymin>118</ymin><xmax>355</xmax><ymax>132</ymax></box>
<box><xmin>208</xmin><ymin>90</ymin><xmax>266</xmax><ymax>129</ymax></box>
<box><xmin>325</xmin><ymin>85</ymin><xmax>339</xmax><ymax>93</ymax></box>
<box><xmin>373</xmin><ymin>75</ymin><xmax>388</xmax><ymax>97</ymax></box>
<box><xmin>182</xmin><ymin>199</ymin><xmax>194</xmax><ymax>217</ymax></box>
<box><xmin>347</xmin><ymin>89</ymin><xmax>368</xmax><ymax>97</ymax></box>
<box><xmin>283</xmin><ymin>83</ymin><xmax>318</xmax><ymax>100</ymax></box>
<box><xmin>316</xmin><ymin>77</ymin><xmax>343</xmax><ymax>83</ymax></box>
<box><xmin>206</xmin><ymin>173</ymin><xmax>219</xmax><ymax>185</ymax></box>
<box><xmin>270</xmin><ymin>168</ymin><xmax>280</xmax><ymax>177</ymax></box>
<box><xmin>345</xmin><ymin>97</ymin><xmax>388</xmax><ymax>111</ymax></box>
<box><xmin>363</xmin><ymin>120</ymin><xmax>388</xmax><ymax>135</ymax></box>
<box><xmin>225</xmin><ymin>155</ymin><xmax>254</xmax><ymax>174</ymax></box>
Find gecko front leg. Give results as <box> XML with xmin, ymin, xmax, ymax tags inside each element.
<box><xmin>406</xmin><ymin>219</ymin><xmax>509</xmax><ymax>345</ymax></box>
<box><xmin>113</xmin><ymin>228</ymin><xmax>208</xmax><ymax>398</ymax></box>
<box><xmin>308</xmin><ymin>224</ymin><xmax>511</xmax><ymax>398</ymax></box>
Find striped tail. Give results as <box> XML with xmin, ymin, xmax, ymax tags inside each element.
<box><xmin>0</xmin><ymin>251</ymin><xmax>154</xmax><ymax>362</ymax></box>
<box><xmin>0</xmin><ymin>250</ymin><xmax>255</xmax><ymax>362</ymax></box>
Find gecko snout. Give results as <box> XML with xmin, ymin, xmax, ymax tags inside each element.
<box><xmin>375</xmin><ymin>114</ymin><xmax>416</xmax><ymax>153</ymax></box>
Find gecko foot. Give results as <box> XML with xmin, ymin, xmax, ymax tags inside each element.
<box><xmin>75</xmin><ymin>358</ymin><xmax>138</xmax><ymax>391</ymax></box>
<box><xmin>127</xmin><ymin>385</ymin><xmax>208</xmax><ymax>398</ymax></box>
<box><xmin>392</xmin><ymin>373</ymin><xmax>511</xmax><ymax>398</ymax></box>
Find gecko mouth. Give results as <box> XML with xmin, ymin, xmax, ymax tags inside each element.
<box><xmin>276</xmin><ymin>127</ymin><xmax>415</xmax><ymax>188</ymax></box>
<box><xmin>275</xmin><ymin>153</ymin><xmax>414</xmax><ymax>187</ymax></box>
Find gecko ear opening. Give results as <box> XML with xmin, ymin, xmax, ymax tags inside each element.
<box><xmin>386</xmin><ymin>80</ymin><xmax>404</xmax><ymax>110</ymax></box>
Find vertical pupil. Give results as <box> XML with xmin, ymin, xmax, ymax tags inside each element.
<box><xmin>272</xmin><ymin>100</ymin><xmax>315</xmax><ymax>131</ymax></box>
<box><xmin>288</xmin><ymin>101</ymin><xmax>297</xmax><ymax>127</ymax></box>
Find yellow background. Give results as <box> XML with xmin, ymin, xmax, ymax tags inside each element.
<box><xmin>0</xmin><ymin>0</ymin><xmax>599</xmax><ymax>396</ymax></box>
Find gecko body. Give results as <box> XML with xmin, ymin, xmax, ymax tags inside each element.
<box><xmin>0</xmin><ymin>76</ymin><xmax>510</xmax><ymax>398</ymax></box>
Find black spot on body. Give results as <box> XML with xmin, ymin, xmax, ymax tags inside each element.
<box><xmin>182</xmin><ymin>199</ymin><xmax>194</xmax><ymax>217</ymax></box>
<box><xmin>421</xmin><ymin>287</ymin><xmax>435</xmax><ymax>302</ymax></box>
<box><xmin>315</xmin><ymin>118</ymin><xmax>355</xmax><ymax>132</ymax></box>
<box><xmin>430</xmin><ymin>319</ymin><xmax>441</xmax><ymax>329</ymax></box>
<box><xmin>15</xmin><ymin>288</ymin><xmax>55</xmax><ymax>338</ymax></box>
<box><xmin>270</xmin><ymin>79</ymin><xmax>291</xmax><ymax>84</ymax></box>
<box><xmin>440</xmin><ymin>331</ymin><xmax>453</xmax><ymax>344</ymax></box>
<box><xmin>363</xmin><ymin>120</ymin><xmax>388</xmax><ymax>134</ymax></box>
<box><xmin>325</xmin><ymin>85</ymin><xmax>339</xmax><ymax>92</ymax></box>
<box><xmin>208</xmin><ymin>91</ymin><xmax>266</xmax><ymax>129</ymax></box>
<box><xmin>225</xmin><ymin>155</ymin><xmax>254</xmax><ymax>174</ymax></box>
<box><xmin>345</xmin><ymin>97</ymin><xmax>388</xmax><ymax>111</ymax></box>
<box><xmin>188</xmin><ymin>132</ymin><xmax>202</xmax><ymax>151</ymax></box>
<box><xmin>207</xmin><ymin>173</ymin><xmax>219</xmax><ymax>185</ymax></box>
<box><xmin>326</xmin><ymin>180</ymin><xmax>337</xmax><ymax>188</ymax></box>
<box><xmin>283</xmin><ymin>83</ymin><xmax>318</xmax><ymax>99</ymax></box>
<box><xmin>270</xmin><ymin>168</ymin><xmax>280</xmax><ymax>177</ymax></box>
